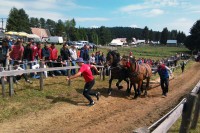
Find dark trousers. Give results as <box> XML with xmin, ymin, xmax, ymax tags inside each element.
<box><xmin>83</xmin><ymin>79</ymin><xmax>96</xmax><ymax>103</ymax></box>
<box><xmin>160</xmin><ymin>78</ymin><xmax>169</xmax><ymax>95</ymax></box>
<box><xmin>13</xmin><ymin>74</ymin><xmax>29</xmax><ymax>83</ymax></box>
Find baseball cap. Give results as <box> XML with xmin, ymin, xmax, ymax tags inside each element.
<box><xmin>76</xmin><ymin>58</ymin><xmax>84</xmax><ymax>63</ymax></box>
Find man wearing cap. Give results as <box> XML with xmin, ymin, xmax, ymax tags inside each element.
<box><xmin>155</xmin><ymin>61</ymin><xmax>172</xmax><ymax>97</ymax></box>
<box><xmin>66</xmin><ymin>57</ymin><xmax>100</xmax><ymax>106</ymax></box>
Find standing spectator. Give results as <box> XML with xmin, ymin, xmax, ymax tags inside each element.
<box><xmin>155</xmin><ymin>61</ymin><xmax>172</xmax><ymax>97</ymax></box>
<box><xmin>42</xmin><ymin>44</ymin><xmax>50</xmax><ymax>61</ymax></box>
<box><xmin>181</xmin><ymin>61</ymin><xmax>186</xmax><ymax>73</ymax></box>
<box><xmin>69</xmin><ymin>45</ymin><xmax>78</xmax><ymax>75</ymax></box>
<box><xmin>80</xmin><ymin>44</ymin><xmax>89</xmax><ymax>63</ymax></box>
<box><xmin>66</xmin><ymin>58</ymin><xmax>100</xmax><ymax>106</ymax></box>
<box><xmin>0</xmin><ymin>37</ymin><xmax>12</xmax><ymax>67</ymax></box>
<box><xmin>89</xmin><ymin>53</ymin><xmax>96</xmax><ymax>65</ymax></box>
<box><xmin>99</xmin><ymin>52</ymin><xmax>106</xmax><ymax>65</ymax></box>
<box><xmin>60</xmin><ymin>43</ymin><xmax>71</xmax><ymax>61</ymax></box>
<box><xmin>36</xmin><ymin>42</ymin><xmax>43</xmax><ymax>60</ymax></box>
<box><xmin>23</xmin><ymin>43</ymin><xmax>33</xmax><ymax>69</ymax></box>
<box><xmin>49</xmin><ymin>43</ymin><xmax>58</xmax><ymax>61</ymax></box>
<box><xmin>95</xmin><ymin>51</ymin><xmax>101</xmax><ymax>65</ymax></box>
<box><xmin>42</xmin><ymin>44</ymin><xmax>54</xmax><ymax>77</ymax></box>
<box><xmin>9</xmin><ymin>39</ymin><xmax>24</xmax><ymax>65</ymax></box>
<box><xmin>49</xmin><ymin>43</ymin><xmax>58</xmax><ymax>76</ymax></box>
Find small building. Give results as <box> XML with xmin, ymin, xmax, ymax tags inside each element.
<box><xmin>31</xmin><ymin>28</ymin><xmax>51</xmax><ymax>42</ymax></box>
<box><xmin>167</xmin><ymin>40</ymin><xmax>177</xmax><ymax>46</ymax></box>
<box><xmin>109</xmin><ymin>38</ymin><xmax>127</xmax><ymax>46</ymax></box>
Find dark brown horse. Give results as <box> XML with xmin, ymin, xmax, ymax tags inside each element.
<box><xmin>106</xmin><ymin>50</ymin><xmax>130</xmax><ymax>95</ymax></box>
<box><xmin>121</xmin><ymin>57</ymin><xmax>152</xmax><ymax>98</ymax></box>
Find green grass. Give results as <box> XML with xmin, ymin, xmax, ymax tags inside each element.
<box><xmin>0</xmin><ymin>45</ymin><xmax>193</xmax><ymax>123</ymax></box>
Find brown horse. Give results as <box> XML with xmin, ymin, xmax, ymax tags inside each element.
<box><xmin>121</xmin><ymin>57</ymin><xmax>152</xmax><ymax>98</ymax></box>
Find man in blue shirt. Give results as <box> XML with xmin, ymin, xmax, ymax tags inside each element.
<box><xmin>156</xmin><ymin>61</ymin><xmax>172</xmax><ymax>97</ymax></box>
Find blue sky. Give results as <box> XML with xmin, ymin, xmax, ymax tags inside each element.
<box><xmin>0</xmin><ymin>0</ymin><xmax>200</xmax><ymax>35</ymax></box>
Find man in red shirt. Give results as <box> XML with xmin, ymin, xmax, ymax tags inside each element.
<box><xmin>9</xmin><ymin>39</ymin><xmax>24</xmax><ymax>64</ymax></box>
<box><xmin>66</xmin><ymin>58</ymin><xmax>100</xmax><ymax>106</ymax></box>
<box><xmin>49</xmin><ymin>43</ymin><xmax>58</xmax><ymax>61</ymax></box>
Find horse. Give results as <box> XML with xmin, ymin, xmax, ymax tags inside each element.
<box><xmin>106</xmin><ymin>50</ymin><xmax>130</xmax><ymax>95</ymax></box>
<box><xmin>121</xmin><ymin>57</ymin><xmax>152</xmax><ymax>98</ymax></box>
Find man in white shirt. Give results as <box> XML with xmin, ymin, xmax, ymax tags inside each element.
<box><xmin>69</xmin><ymin>45</ymin><xmax>78</xmax><ymax>75</ymax></box>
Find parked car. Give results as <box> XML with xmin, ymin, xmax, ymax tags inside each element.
<box><xmin>47</xmin><ymin>36</ymin><xmax>63</xmax><ymax>44</ymax></box>
<box><xmin>75</xmin><ymin>42</ymin><xmax>84</xmax><ymax>50</ymax></box>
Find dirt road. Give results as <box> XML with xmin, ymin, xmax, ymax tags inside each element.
<box><xmin>0</xmin><ymin>62</ymin><xmax>200</xmax><ymax>133</ymax></box>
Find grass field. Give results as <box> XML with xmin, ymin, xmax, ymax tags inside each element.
<box><xmin>0</xmin><ymin>45</ymin><xmax>192</xmax><ymax>124</ymax></box>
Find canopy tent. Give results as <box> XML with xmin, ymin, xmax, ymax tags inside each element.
<box><xmin>5</xmin><ymin>31</ymin><xmax>18</xmax><ymax>35</ymax></box>
<box><xmin>17</xmin><ymin>32</ymin><xmax>28</xmax><ymax>37</ymax></box>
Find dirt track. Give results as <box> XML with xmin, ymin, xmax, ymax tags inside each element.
<box><xmin>0</xmin><ymin>62</ymin><xmax>200</xmax><ymax>133</ymax></box>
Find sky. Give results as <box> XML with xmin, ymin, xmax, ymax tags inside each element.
<box><xmin>0</xmin><ymin>0</ymin><xmax>200</xmax><ymax>35</ymax></box>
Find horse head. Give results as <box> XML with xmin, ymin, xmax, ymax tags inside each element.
<box><xmin>106</xmin><ymin>50</ymin><xmax>120</xmax><ymax>67</ymax></box>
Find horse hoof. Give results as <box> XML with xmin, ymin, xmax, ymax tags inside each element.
<box><xmin>133</xmin><ymin>95</ymin><xmax>138</xmax><ymax>99</ymax></box>
<box><xmin>108</xmin><ymin>91</ymin><xmax>112</xmax><ymax>96</ymax></box>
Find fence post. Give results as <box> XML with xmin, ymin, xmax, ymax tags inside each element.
<box><xmin>103</xmin><ymin>67</ymin><xmax>105</xmax><ymax>80</ymax></box>
<box><xmin>99</xmin><ymin>67</ymin><xmax>102</xmax><ymax>80</ymax></box>
<box><xmin>67</xmin><ymin>60</ymin><xmax>71</xmax><ymax>86</ymax></box>
<box><xmin>8</xmin><ymin>64</ymin><xmax>14</xmax><ymax>96</ymax></box>
<box><xmin>133</xmin><ymin>127</ymin><xmax>150</xmax><ymax>133</ymax></box>
<box><xmin>190</xmin><ymin>91</ymin><xmax>200</xmax><ymax>129</ymax></box>
<box><xmin>0</xmin><ymin>67</ymin><xmax>5</xmax><ymax>97</ymax></box>
<box><xmin>179</xmin><ymin>93</ymin><xmax>197</xmax><ymax>133</ymax></box>
<box><xmin>39</xmin><ymin>61</ymin><xmax>44</xmax><ymax>90</ymax></box>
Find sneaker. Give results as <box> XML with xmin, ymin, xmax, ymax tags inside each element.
<box><xmin>26</xmin><ymin>80</ymin><xmax>33</xmax><ymax>84</ymax></box>
<box><xmin>96</xmin><ymin>92</ymin><xmax>100</xmax><ymax>101</ymax></box>
<box><xmin>88</xmin><ymin>101</ymin><xmax>95</xmax><ymax>106</ymax></box>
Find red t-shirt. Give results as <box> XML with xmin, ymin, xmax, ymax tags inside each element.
<box><xmin>10</xmin><ymin>45</ymin><xmax>24</xmax><ymax>60</ymax></box>
<box><xmin>49</xmin><ymin>47</ymin><xmax>58</xmax><ymax>60</ymax></box>
<box><xmin>32</xmin><ymin>45</ymin><xmax>38</xmax><ymax>61</ymax></box>
<box><xmin>79</xmin><ymin>64</ymin><xmax>94</xmax><ymax>82</ymax></box>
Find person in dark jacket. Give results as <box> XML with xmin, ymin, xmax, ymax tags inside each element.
<box><xmin>155</xmin><ymin>61</ymin><xmax>172</xmax><ymax>97</ymax></box>
<box><xmin>60</xmin><ymin>43</ymin><xmax>71</xmax><ymax>61</ymax></box>
<box><xmin>80</xmin><ymin>45</ymin><xmax>89</xmax><ymax>63</ymax></box>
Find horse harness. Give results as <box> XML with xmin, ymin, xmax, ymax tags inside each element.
<box><xmin>130</xmin><ymin>62</ymin><xmax>150</xmax><ymax>78</ymax></box>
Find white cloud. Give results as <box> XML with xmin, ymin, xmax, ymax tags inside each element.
<box><xmin>76</xmin><ymin>17</ymin><xmax>109</xmax><ymax>22</ymax></box>
<box><xmin>167</xmin><ymin>18</ymin><xmax>195</xmax><ymax>35</ymax></box>
<box><xmin>144</xmin><ymin>0</ymin><xmax>179</xmax><ymax>7</ymax></box>
<box><xmin>90</xmin><ymin>25</ymin><xmax>100</xmax><ymax>28</ymax></box>
<box><xmin>130</xmin><ymin>24</ymin><xmax>138</xmax><ymax>28</ymax></box>
<box><xmin>143</xmin><ymin>9</ymin><xmax>164</xmax><ymax>17</ymax></box>
<box><xmin>119</xmin><ymin>4</ymin><xmax>149</xmax><ymax>13</ymax></box>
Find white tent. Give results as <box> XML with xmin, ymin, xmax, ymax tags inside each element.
<box><xmin>109</xmin><ymin>38</ymin><xmax>125</xmax><ymax>46</ymax></box>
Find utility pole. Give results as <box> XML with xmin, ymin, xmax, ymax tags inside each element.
<box><xmin>0</xmin><ymin>18</ymin><xmax>7</xmax><ymax>32</ymax></box>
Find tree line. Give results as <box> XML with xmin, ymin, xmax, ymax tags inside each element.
<box><xmin>5</xmin><ymin>7</ymin><xmax>199</xmax><ymax>51</ymax></box>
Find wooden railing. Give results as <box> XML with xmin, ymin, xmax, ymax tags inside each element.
<box><xmin>133</xmin><ymin>80</ymin><xmax>200</xmax><ymax>133</ymax></box>
<box><xmin>0</xmin><ymin>62</ymin><xmax>105</xmax><ymax>97</ymax></box>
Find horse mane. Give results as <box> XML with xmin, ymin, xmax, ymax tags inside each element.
<box><xmin>107</xmin><ymin>50</ymin><xmax>121</xmax><ymax>67</ymax></box>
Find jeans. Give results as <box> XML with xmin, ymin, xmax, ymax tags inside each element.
<box><xmin>71</xmin><ymin>60</ymin><xmax>76</xmax><ymax>75</ymax></box>
<box><xmin>160</xmin><ymin>78</ymin><xmax>169</xmax><ymax>95</ymax></box>
<box><xmin>83</xmin><ymin>79</ymin><xmax>96</xmax><ymax>103</ymax></box>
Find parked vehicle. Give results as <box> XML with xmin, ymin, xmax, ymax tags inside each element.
<box><xmin>47</xmin><ymin>36</ymin><xmax>63</xmax><ymax>44</ymax></box>
<box><xmin>74</xmin><ymin>42</ymin><xmax>84</xmax><ymax>50</ymax></box>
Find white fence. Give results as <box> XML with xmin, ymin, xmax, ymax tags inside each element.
<box><xmin>134</xmin><ymin>80</ymin><xmax>200</xmax><ymax>133</ymax></box>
